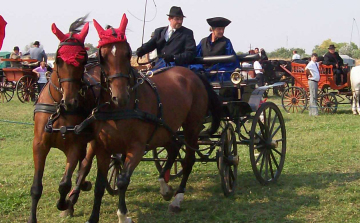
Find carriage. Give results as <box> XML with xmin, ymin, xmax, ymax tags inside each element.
<box><xmin>105</xmin><ymin>54</ymin><xmax>287</xmax><ymax>196</ymax></box>
<box><xmin>0</xmin><ymin>58</ymin><xmax>40</xmax><ymax>103</ymax></box>
<box><xmin>280</xmin><ymin>62</ymin><xmax>351</xmax><ymax>113</ymax></box>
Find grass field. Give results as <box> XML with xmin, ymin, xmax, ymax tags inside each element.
<box><xmin>1</xmin><ymin>93</ymin><xmax>360</xmax><ymax>223</ymax></box>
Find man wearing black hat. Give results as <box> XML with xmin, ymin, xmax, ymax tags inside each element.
<box><xmin>323</xmin><ymin>44</ymin><xmax>344</xmax><ymax>85</ymax></box>
<box><xmin>24</xmin><ymin>41</ymin><xmax>47</xmax><ymax>63</ymax></box>
<box><xmin>195</xmin><ymin>17</ymin><xmax>239</xmax><ymax>82</ymax></box>
<box><xmin>136</xmin><ymin>6</ymin><xmax>196</xmax><ymax>68</ymax></box>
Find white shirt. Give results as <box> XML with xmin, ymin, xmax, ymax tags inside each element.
<box><xmin>165</xmin><ymin>26</ymin><xmax>176</xmax><ymax>41</ymax></box>
<box><xmin>253</xmin><ymin>61</ymin><xmax>263</xmax><ymax>74</ymax></box>
<box><xmin>305</xmin><ymin>61</ymin><xmax>320</xmax><ymax>81</ymax></box>
<box><xmin>292</xmin><ymin>54</ymin><xmax>301</xmax><ymax>60</ymax></box>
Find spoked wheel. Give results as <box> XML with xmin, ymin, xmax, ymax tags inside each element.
<box><xmin>281</xmin><ymin>86</ymin><xmax>307</xmax><ymax>113</ymax></box>
<box><xmin>16</xmin><ymin>75</ymin><xmax>39</xmax><ymax>103</ymax></box>
<box><xmin>106</xmin><ymin>154</ymin><xmax>124</xmax><ymax>196</ymax></box>
<box><xmin>0</xmin><ymin>80</ymin><xmax>15</xmax><ymax>102</ymax></box>
<box><xmin>218</xmin><ymin>122</ymin><xmax>238</xmax><ymax>197</ymax></box>
<box><xmin>236</xmin><ymin>116</ymin><xmax>253</xmax><ymax>141</ymax></box>
<box><xmin>274</xmin><ymin>82</ymin><xmax>289</xmax><ymax>97</ymax></box>
<box><xmin>249</xmin><ymin>102</ymin><xmax>286</xmax><ymax>185</ymax></box>
<box><xmin>320</xmin><ymin>93</ymin><xmax>338</xmax><ymax>114</ymax></box>
<box><xmin>153</xmin><ymin>147</ymin><xmax>185</xmax><ymax>180</ymax></box>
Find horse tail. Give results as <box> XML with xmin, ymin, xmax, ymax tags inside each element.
<box><xmin>197</xmin><ymin>74</ymin><xmax>222</xmax><ymax>135</ymax></box>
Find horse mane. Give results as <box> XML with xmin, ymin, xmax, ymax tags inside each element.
<box><xmin>69</xmin><ymin>13</ymin><xmax>89</xmax><ymax>33</ymax></box>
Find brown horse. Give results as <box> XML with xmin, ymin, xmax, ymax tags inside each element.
<box><xmin>82</xmin><ymin>14</ymin><xmax>222</xmax><ymax>223</ymax></box>
<box><xmin>28</xmin><ymin>19</ymin><xmax>95</xmax><ymax>223</ymax></box>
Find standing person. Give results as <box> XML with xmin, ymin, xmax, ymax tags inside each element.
<box><xmin>10</xmin><ymin>46</ymin><xmax>22</xmax><ymax>67</ymax></box>
<box><xmin>32</xmin><ymin>61</ymin><xmax>48</xmax><ymax>92</ymax></box>
<box><xmin>254</xmin><ymin>57</ymin><xmax>264</xmax><ymax>87</ymax></box>
<box><xmin>24</xmin><ymin>41</ymin><xmax>47</xmax><ymax>63</ymax></box>
<box><xmin>292</xmin><ymin>50</ymin><xmax>301</xmax><ymax>61</ymax></box>
<box><xmin>136</xmin><ymin>6</ymin><xmax>196</xmax><ymax>69</ymax></box>
<box><xmin>305</xmin><ymin>53</ymin><xmax>321</xmax><ymax>116</ymax></box>
<box><xmin>323</xmin><ymin>44</ymin><xmax>344</xmax><ymax>85</ymax></box>
<box><xmin>194</xmin><ymin>17</ymin><xmax>239</xmax><ymax>81</ymax></box>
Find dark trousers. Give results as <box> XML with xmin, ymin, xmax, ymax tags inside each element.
<box><xmin>38</xmin><ymin>83</ymin><xmax>46</xmax><ymax>93</ymax></box>
<box><xmin>256</xmin><ymin>72</ymin><xmax>264</xmax><ymax>87</ymax></box>
<box><xmin>334</xmin><ymin>68</ymin><xmax>346</xmax><ymax>85</ymax></box>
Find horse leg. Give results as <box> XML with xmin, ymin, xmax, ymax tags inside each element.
<box><xmin>28</xmin><ymin>142</ymin><xmax>50</xmax><ymax>223</ymax></box>
<box><xmin>158</xmin><ymin>143</ymin><xmax>181</xmax><ymax>201</ymax></box>
<box><xmin>117</xmin><ymin>145</ymin><xmax>144</xmax><ymax>223</ymax></box>
<box><xmin>352</xmin><ymin>90</ymin><xmax>357</xmax><ymax>115</ymax></box>
<box><xmin>356</xmin><ymin>88</ymin><xmax>360</xmax><ymax>115</ymax></box>
<box><xmin>86</xmin><ymin>147</ymin><xmax>110</xmax><ymax>223</ymax></box>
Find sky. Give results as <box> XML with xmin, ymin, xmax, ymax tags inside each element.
<box><xmin>1</xmin><ymin>0</ymin><xmax>360</xmax><ymax>55</ymax></box>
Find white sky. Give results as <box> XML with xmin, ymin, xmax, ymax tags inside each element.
<box><xmin>1</xmin><ymin>0</ymin><xmax>360</xmax><ymax>54</ymax></box>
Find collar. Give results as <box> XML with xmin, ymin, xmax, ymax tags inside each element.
<box><xmin>167</xmin><ymin>25</ymin><xmax>176</xmax><ymax>33</ymax></box>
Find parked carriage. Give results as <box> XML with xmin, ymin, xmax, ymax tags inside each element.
<box><xmin>280</xmin><ymin>62</ymin><xmax>351</xmax><ymax>113</ymax></box>
<box><xmin>105</xmin><ymin>54</ymin><xmax>287</xmax><ymax>196</ymax></box>
<box><xmin>0</xmin><ymin>58</ymin><xmax>40</xmax><ymax>103</ymax></box>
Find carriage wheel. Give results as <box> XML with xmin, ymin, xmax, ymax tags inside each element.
<box><xmin>153</xmin><ymin>147</ymin><xmax>185</xmax><ymax>180</ymax></box>
<box><xmin>236</xmin><ymin>116</ymin><xmax>253</xmax><ymax>141</ymax></box>
<box><xmin>249</xmin><ymin>102</ymin><xmax>286</xmax><ymax>185</ymax></box>
<box><xmin>320</xmin><ymin>93</ymin><xmax>338</xmax><ymax>114</ymax></box>
<box><xmin>16</xmin><ymin>75</ymin><xmax>39</xmax><ymax>103</ymax></box>
<box><xmin>0</xmin><ymin>81</ymin><xmax>15</xmax><ymax>102</ymax></box>
<box><xmin>274</xmin><ymin>82</ymin><xmax>289</xmax><ymax>97</ymax></box>
<box><xmin>281</xmin><ymin>86</ymin><xmax>307</xmax><ymax>113</ymax></box>
<box><xmin>106</xmin><ymin>154</ymin><xmax>124</xmax><ymax>196</ymax></box>
<box><xmin>218</xmin><ymin>122</ymin><xmax>238</xmax><ymax>197</ymax></box>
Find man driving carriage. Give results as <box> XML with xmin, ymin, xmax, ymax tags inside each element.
<box><xmin>323</xmin><ymin>44</ymin><xmax>345</xmax><ymax>85</ymax></box>
<box><xmin>136</xmin><ymin>6</ymin><xmax>196</xmax><ymax>69</ymax></box>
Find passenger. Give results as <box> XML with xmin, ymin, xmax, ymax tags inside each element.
<box><xmin>32</xmin><ymin>61</ymin><xmax>48</xmax><ymax>92</ymax></box>
<box><xmin>292</xmin><ymin>50</ymin><xmax>301</xmax><ymax>61</ymax></box>
<box><xmin>136</xmin><ymin>6</ymin><xmax>196</xmax><ymax>69</ymax></box>
<box><xmin>24</xmin><ymin>41</ymin><xmax>47</xmax><ymax>63</ymax></box>
<box><xmin>323</xmin><ymin>44</ymin><xmax>344</xmax><ymax>85</ymax></box>
<box><xmin>10</xmin><ymin>46</ymin><xmax>22</xmax><ymax>68</ymax></box>
<box><xmin>259</xmin><ymin>48</ymin><xmax>268</xmax><ymax>63</ymax></box>
<box><xmin>194</xmin><ymin>17</ymin><xmax>239</xmax><ymax>82</ymax></box>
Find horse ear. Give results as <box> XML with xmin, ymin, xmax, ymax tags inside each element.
<box><xmin>93</xmin><ymin>19</ymin><xmax>104</xmax><ymax>36</ymax></box>
<box><xmin>78</xmin><ymin>22</ymin><xmax>89</xmax><ymax>43</ymax></box>
<box><xmin>119</xmin><ymin>13</ymin><xmax>128</xmax><ymax>34</ymax></box>
<box><xmin>51</xmin><ymin>23</ymin><xmax>66</xmax><ymax>41</ymax></box>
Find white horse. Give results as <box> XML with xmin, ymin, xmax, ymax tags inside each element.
<box><xmin>350</xmin><ymin>66</ymin><xmax>360</xmax><ymax>115</ymax></box>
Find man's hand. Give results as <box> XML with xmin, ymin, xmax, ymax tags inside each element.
<box><xmin>136</xmin><ymin>47</ymin><xmax>146</xmax><ymax>57</ymax></box>
<box><xmin>163</xmin><ymin>54</ymin><xmax>175</xmax><ymax>63</ymax></box>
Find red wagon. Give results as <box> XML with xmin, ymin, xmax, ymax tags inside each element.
<box><xmin>280</xmin><ymin>62</ymin><xmax>351</xmax><ymax>113</ymax></box>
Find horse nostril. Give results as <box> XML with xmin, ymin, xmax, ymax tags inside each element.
<box><xmin>112</xmin><ymin>97</ymin><xmax>117</xmax><ymax>102</ymax></box>
<box><xmin>60</xmin><ymin>99</ymin><xmax>65</xmax><ymax>105</ymax></box>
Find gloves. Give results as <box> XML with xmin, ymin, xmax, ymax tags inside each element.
<box><xmin>136</xmin><ymin>47</ymin><xmax>146</xmax><ymax>57</ymax></box>
<box><xmin>163</xmin><ymin>54</ymin><xmax>175</xmax><ymax>63</ymax></box>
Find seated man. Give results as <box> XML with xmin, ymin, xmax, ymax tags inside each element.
<box><xmin>323</xmin><ymin>44</ymin><xmax>344</xmax><ymax>85</ymax></box>
<box><xmin>10</xmin><ymin>46</ymin><xmax>22</xmax><ymax>68</ymax></box>
<box><xmin>136</xmin><ymin>6</ymin><xmax>196</xmax><ymax>69</ymax></box>
<box><xmin>192</xmin><ymin>17</ymin><xmax>240</xmax><ymax>82</ymax></box>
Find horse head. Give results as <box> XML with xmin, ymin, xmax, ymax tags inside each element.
<box><xmin>93</xmin><ymin>14</ymin><xmax>132</xmax><ymax>107</ymax></box>
<box><xmin>51</xmin><ymin>19</ymin><xmax>89</xmax><ymax>111</ymax></box>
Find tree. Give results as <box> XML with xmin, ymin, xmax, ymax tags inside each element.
<box><xmin>85</xmin><ymin>43</ymin><xmax>97</xmax><ymax>55</ymax></box>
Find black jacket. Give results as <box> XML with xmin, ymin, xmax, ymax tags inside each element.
<box><xmin>140</xmin><ymin>26</ymin><xmax>196</xmax><ymax>65</ymax></box>
<box><xmin>323</xmin><ymin>52</ymin><xmax>343</xmax><ymax>68</ymax></box>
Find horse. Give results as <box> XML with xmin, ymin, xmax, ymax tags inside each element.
<box><xmin>350</xmin><ymin>65</ymin><xmax>360</xmax><ymax>115</ymax></box>
<box><xmin>79</xmin><ymin>14</ymin><xmax>222</xmax><ymax>223</ymax></box>
<box><xmin>28</xmin><ymin>19</ymin><xmax>96</xmax><ymax>223</ymax></box>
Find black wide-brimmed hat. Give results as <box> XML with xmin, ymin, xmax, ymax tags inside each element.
<box><xmin>167</xmin><ymin>6</ymin><xmax>185</xmax><ymax>17</ymax></box>
<box><xmin>328</xmin><ymin>44</ymin><xmax>336</xmax><ymax>49</ymax></box>
<box><xmin>207</xmin><ymin>17</ymin><xmax>231</xmax><ymax>28</ymax></box>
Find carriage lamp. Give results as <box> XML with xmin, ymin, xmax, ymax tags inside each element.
<box><xmin>230</xmin><ymin>68</ymin><xmax>243</xmax><ymax>84</ymax></box>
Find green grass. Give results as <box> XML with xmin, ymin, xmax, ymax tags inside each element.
<box><xmin>1</xmin><ymin>94</ymin><xmax>360</xmax><ymax>223</ymax></box>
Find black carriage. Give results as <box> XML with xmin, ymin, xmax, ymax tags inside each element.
<box><xmin>106</xmin><ymin>54</ymin><xmax>287</xmax><ymax>196</ymax></box>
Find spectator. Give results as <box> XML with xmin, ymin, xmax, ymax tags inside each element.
<box><xmin>24</xmin><ymin>41</ymin><xmax>47</xmax><ymax>63</ymax></box>
<box><xmin>32</xmin><ymin>61</ymin><xmax>48</xmax><ymax>92</ymax></box>
<box><xmin>323</xmin><ymin>44</ymin><xmax>344</xmax><ymax>85</ymax></box>
<box><xmin>292</xmin><ymin>50</ymin><xmax>301</xmax><ymax>61</ymax></box>
<box><xmin>254</xmin><ymin>56</ymin><xmax>264</xmax><ymax>87</ymax></box>
<box><xmin>10</xmin><ymin>46</ymin><xmax>22</xmax><ymax>67</ymax></box>
<box><xmin>136</xmin><ymin>6</ymin><xmax>196</xmax><ymax>69</ymax></box>
<box><xmin>305</xmin><ymin>53</ymin><xmax>321</xmax><ymax>116</ymax></box>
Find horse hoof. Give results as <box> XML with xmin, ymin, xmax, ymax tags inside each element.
<box><xmin>162</xmin><ymin>186</ymin><xmax>174</xmax><ymax>201</ymax></box>
<box><xmin>168</xmin><ymin>204</ymin><xmax>181</xmax><ymax>213</ymax></box>
<box><xmin>59</xmin><ymin>206</ymin><xmax>74</xmax><ymax>218</ymax></box>
<box><xmin>57</xmin><ymin>199</ymin><xmax>71</xmax><ymax>211</ymax></box>
<box><xmin>80</xmin><ymin>181</ymin><xmax>92</xmax><ymax>191</ymax></box>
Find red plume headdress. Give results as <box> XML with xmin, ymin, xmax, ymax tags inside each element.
<box><xmin>52</xmin><ymin>22</ymin><xmax>89</xmax><ymax>66</ymax></box>
<box><xmin>93</xmin><ymin>13</ymin><xmax>128</xmax><ymax>48</ymax></box>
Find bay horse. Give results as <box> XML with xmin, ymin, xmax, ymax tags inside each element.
<box><xmin>28</xmin><ymin>19</ymin><xmax>96</xmax><ymax>223</ymax></box>
<box><xmin>82</xmin><ymin>14</ymin><xmax>222</xmax><ymax>223</ymax></box>
<box><xmin>350</xmin><ymin>65</ymin><xmax>360</xmax><ymax>115</ymax></box>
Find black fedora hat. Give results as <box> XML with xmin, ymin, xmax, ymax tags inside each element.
<box><xmin>328</xmin><ymin>44</ymin><xmax>336</xmax><ymax>49</ymax></box>
<box><xmin>167</xmin><ymin>6</ymin><xmax>185</xmax><ymax>17</ymax></box>
<box><xmin>207</xmin><ymin>17</ymin><xmax>231</xmax><ymax>28</ymax></box>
